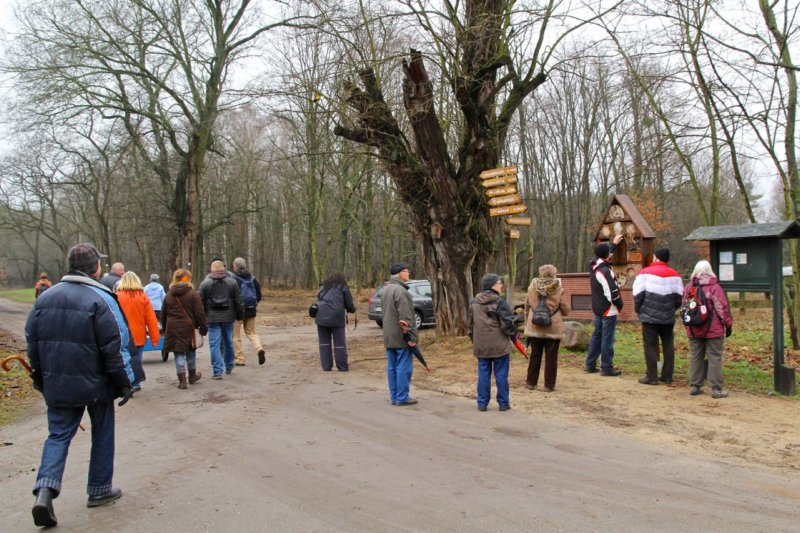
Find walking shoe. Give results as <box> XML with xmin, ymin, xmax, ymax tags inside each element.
<box><xmin>32</xmin><ymin>487</ymin><xmax>57</xmax><ymax>527</ymax></box>
<box><xmin>526</xmin><ymin>384</ymin><xmax>538</xmax><ymax>390</ymax></box>
<box><xmin>395</xmin><ymin>398</ymin><xmax>418</xmax><ymax>406</ymax></box>
<box><xmin>87</xmin><ymin>487</ymin><xmax>122</xmax><ymax>508</ymax></box>
<box><xmin>132</xmin><ymin>384</ymin><xmax>142</xmax><ymax>392</ymax></box>
<box><xmin>211</xmin><ymin>374</ymin><xmax>223</xmax><ymax>380</ymax></box>
<box><xmin>711</xmin><ymin>389</ymin><xmax>729</xmax><ymax>399</ymax></box>
<box><xmin>584</xmin><ymin>366</ymin><xmax>599</xmax><ymax>374</ymax></box>
<box><xmin>690</xmin><ymin>385</ymin><xmax>702</xmax><ymax>396</ymax></box>
<box><xmin>600</xmin><ymin>368</ymin><xmax>622</xmax><ymax>376</ymax></box>
<box><xmin>235</xmin><ymin>362</ymin><xmax>246</xmax><ymax>367</ymax></box>
<box><xmin>258</xmin><ymin>349</ymin><xmax>266</xmax><ymax>365</ymax></box>
<box><xmin>659</xmin><ymin>377</ymin><xmax>673</xmax><ymax>384</ymax></box>
<box><xmin>541</xmin><ymin>387</ymin><xmax>554</xmax><ymax>392</ymax></box>
<box><xmin>638</xmin><ymin>376</ymin><xmax>658</xmax><ymax>385</ymax></box>
<box><xmin>477</xmin><ymin>405</ymin><xmax>487</xmax><ymax>411</ymax></box>
<box><xmin>499</xmin><ymin>405</ymin><xmax>511</xmax><ymax>411</ymax></box>
<box><xmin>225</xmin><ymin>368</ymin><xmax>233</xmax><ymax>375</ymax></box>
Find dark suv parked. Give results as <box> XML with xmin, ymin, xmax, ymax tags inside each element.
<box><xmin>367</xmin><ymin>280</ymin><xmax>436</xmax><ymax>329</ymax></box>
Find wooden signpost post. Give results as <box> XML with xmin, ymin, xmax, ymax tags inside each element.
<box><xmin>480</xmin><ymin>165</ymin><xmax>529</xmax><ymax>304</ymax></box>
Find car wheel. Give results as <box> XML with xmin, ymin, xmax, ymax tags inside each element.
<box><xmin>414</xmin><ymin>311</ymin><xmax>423</xmax><ymax>330</ymax></box>
<box><xmin>376</xmin><ymin>320</ymin><xmax>383</xmax><ymax>328</ymax></box>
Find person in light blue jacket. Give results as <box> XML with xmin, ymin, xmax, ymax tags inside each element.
<box><xmin>144</xmin><ymin>274</ymin><xmax>167</xmax><ymax>320</ymax></box>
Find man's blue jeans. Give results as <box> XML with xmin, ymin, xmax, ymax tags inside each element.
<box><xmin>208</xmin><ymin>321</ymin><xmax>235</xmax><ymax>376</ymax></box>
<box><xmin>585</xmin><ymin>315</ymin><xmax>618</xmax><ymax>371</ymax></box>
<box><xmin>386</xmin><ymin>348</ymin><xmax>413</xmax><ymax>404</ymax></box>
<box><xmin>477</xmin><ymin>355</ymin><xmax>510</xmax><ymax>408</ymax></box>
<box><xmin>33</xmin><ymin>401</ymin><xmax>115</xmax><ymax>497</ymax></box>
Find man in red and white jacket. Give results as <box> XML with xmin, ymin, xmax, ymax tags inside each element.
<box><xmin>632</xmin><ymin>248</ymin><xmax>684</xmax><ymax>385</ymax></box>
<box><xmin>585</xmin><ymin>234</ymin><xmax>625</xmax><ymax>376</ymax></box>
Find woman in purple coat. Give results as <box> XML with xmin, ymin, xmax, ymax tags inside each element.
<box><xmin>683</xmin><ymin>260</ymin><xmax>733</xmax><ymax>398</ymax></box>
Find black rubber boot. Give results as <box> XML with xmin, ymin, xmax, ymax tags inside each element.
<box><xmin>32</xmin><ymin>487</ymin><xmax>57</xmax><ymax>527</ymax></box>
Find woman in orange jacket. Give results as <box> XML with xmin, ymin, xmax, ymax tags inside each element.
<box><xmin>117</xmin><ymin>271</ymin><xmax>160</xmax><ymax>392</ymax></box>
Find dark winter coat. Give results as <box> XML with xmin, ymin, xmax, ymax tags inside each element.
<box><xmin>469</xmin><ymin>289</ymin><xmax>516</xmax><ymax>358</ymax></box>
<box><xmin>381</xmin><ymin>277</ymin><xmax>417</xmax><ymax>349</ymax></box>
<box><xmin>682</xmin><ymin>274</ymin><xmax>733</xmax><ymax>339</ymax></box>
<box><xmin>232</xmin><ymin>269</ymin><xmax>262</xmax><ymax>319</ymax></box>
<box><xmin>590</xmin><ymin>257</ymin><xmax>623</xmax><ymax>317</ymax></box>
<box><xmin>198</xmin><ymin>271</ymin><xmax>244</xmax><ymax>323</ymax></box>
<box><xmin>161</xmin><ymin>283</ymin><xmax>208</xmax><ymax>353</ymax></box>
<box><xmin>25</xmin><ymin>272</ymin><xmax>132</xmax><ymax>407</ymax></box>
<box><xmin>632</xmin><ymin>261</ymin><xmax>683</xmax><ymax>324</ymax></box>
<box><xmin>314</xmin><ymin>282</ymin><xmax>356</xmax><ymax>328</ymax></box>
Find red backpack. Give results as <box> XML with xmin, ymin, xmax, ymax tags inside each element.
<box><xmin>680</xmin><ymin>280</ymin><xmax>710</xmax><ymax>327</ymax></box>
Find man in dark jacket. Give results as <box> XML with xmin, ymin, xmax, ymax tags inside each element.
<box><xmin>25</xmin><ymin>243</ymin><xmax>134</xmax><ymax>528</ymax></box>
<box><xmin>198</xmin><ymin>260</ymin><xmax>244</xmax><ymax>378</ymax></box>
<box><xmin>99</xmin><ymin>262</ymin><xmax>124</xmax><ymax>291</ymax></box>
<box><xmin>381</xmin><ymin>263</ymin><xmax>419</xmax><ymax>406</ymax></box>
<box><xmin>231</xmin><ymin>257</ymin><xmax>265</xmax><ymax>366</ymax></box>
<box><xmin>469</xmin><ymin>273</ymin><xmax>517</xmax><ymax>411</ymax></box>
<box><xmin>632</xmin><ymin>248</ymin><xmax>684</xmax><ymax>385</ymax></box>
<box><xmin>585</xmin><ymin>234</ymin><xmax>625</xmax><ymax>376</ymax></box>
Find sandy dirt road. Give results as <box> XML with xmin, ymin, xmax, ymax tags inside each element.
<box><xmin>1</xmin><ymin>298</ymin><xmax>799</xmax><ymax>532</ymax></box>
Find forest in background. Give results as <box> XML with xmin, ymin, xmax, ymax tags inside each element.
<box><xmin>0</xmin><ymin>1</ymin><xmax>791</xmax><ymax>302</ymax></box>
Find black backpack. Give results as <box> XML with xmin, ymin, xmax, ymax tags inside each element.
<box><xmin>208</xmin><ymin>279</ymin><xmax>231</xmax><ymax>310</ymax></box>
<box><xmin>531</xmin><ymin>293</ymin><xmax>554</xmax><ymax>326</ymax></box>
<box><xmin>680</xmin><ymin>279</ymin><xmax>710</xmax><ymax>327</ymax></box>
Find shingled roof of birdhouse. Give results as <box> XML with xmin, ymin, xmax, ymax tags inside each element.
<box><xmin>593</xmin><ymin>194</ymin><xmax>655</xmax><ymax>241</ymax></box>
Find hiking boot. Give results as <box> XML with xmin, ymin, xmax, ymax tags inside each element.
<box><xmin>177</xmin><ymin>373</ymin><xmax>187</xmax><ymax>390</ymax></box>
<box><xmin>32</xmin><ymin>487</ymin><xmax>57</xmax><ymax>527</ymax></box>
<box><xmin>188</xmin><ymin>369</ymin><xmax>202</xmax><ymax>384</ymax></box>
<box><xmin>600</xmin><ymin>367</ymin><xmax>622</xmax><ymax>376</ymax></box>
<box><xmin>526</xmin><ymin>384</ymin><xmax>538</xmax><ymax>390</ymax></box>
<box><xmin>638</xmin><ymin>376</ymin><xmax>658</xmax><ymax>385</ymax></box>
<box><xmin>258</xmin><ymin>349</ymin><xmax>266</xmax><ymax>365</ymax></box>
<box><xmin>541</xmin><ymin>387</ymin><xmax>554</xmax><ymax>392</ymax></box>
<box><xmin>712</xmin><ymin>389</ymin><xmax>729</xmax><ymax>399</ymax></box>
<box><xmin>477</xmin><ymin>405</ymin><xmax>487</xmax><ymax>411</ymax></box>
<box><xmin>499</xmin><ymin>405</ymin><xmax>511</xmax><ymax>411</ymax></box>
<box><xmin>584</xmin><ymin>366</ymin><xmax>599</xmax><ymax>374</ymax></box>
<box><xmin>690</xmin><ymin>385</ymin><xmax>702</xmax><ymax>396</ymax></box>
<box><xmin>87</xmin><ymin>487</ymin><xmax>122</xmax><ymax>508</ymax></box>
<box><xmin>659</xmin><ymin>377</ymin><xmax>673</xmax><ymax>385</ymax></box>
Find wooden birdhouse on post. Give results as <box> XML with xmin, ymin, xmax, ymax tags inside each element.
<box><xmin>594</xmin><ymin>194</ymin><xmax>656</xmax><ymax>291</ymax></box>
<box><xmin>559</xmin><ymin>194</ymin><xmax>656</xmax><ymax>322</ymax></box>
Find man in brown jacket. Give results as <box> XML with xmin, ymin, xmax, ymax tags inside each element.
<box><xmin>469</xmin><ymin>273</ymin><xmax>517</xmax><ymax>411</ymax></box>
<box><xmin>381</xmin><ymin>263</ymin><xmax>419</xmax><ymax>406</ymax></box>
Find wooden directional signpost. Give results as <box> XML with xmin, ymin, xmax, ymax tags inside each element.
<box><xmin>480</xmin><ymin>165</ymin><xmax>529</xmax><ymax>303</ymax></box>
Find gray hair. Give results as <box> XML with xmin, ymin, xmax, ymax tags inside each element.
<box><xmin>232</xmin><ymin>257</ymin><xmax>246</xmax><ymax>270</ymax></box>
<box><xmin>691</xmin><ymin>260</ymin><xmax>716</xmax><ymax>279</ymax></box>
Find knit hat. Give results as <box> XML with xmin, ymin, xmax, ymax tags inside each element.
<box><xmin>595</xmin><ymin>243</ymin><xmax>610</xmax><ymax>259</ymax></box>
<box><xmin>654</xmin><ymin>248</ymin><xmax>670</xmax><ymax>263</ymax></box>
<box><xmin>150</xmin><ymin>273</ymin><xmax>160</xmax><ymax>282</ymax></box>
<box><xmin>481</xmin><ymin>273</ymin><xmax>502</xmax><ymax>291</ymax></box>
<box><xmin>390</xmin><ymin>263</ymin><xmax>409</xmax><ymax>275</ymax></box>
<box><xmin>67</xmin><ymin>243</ymin><xmax>105</xmax><ymax>272</ymax></box>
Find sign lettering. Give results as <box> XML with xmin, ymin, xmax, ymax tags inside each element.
<box><xmin>489</xmin><ymin>204</ymin><xmax>528</xmax><ymax>217</ymax></box>
<box><xmin>481</xmin><ymin>175</ymin><xmax>518</xmax><ymax>188</ymax></box>
<box><xmin>505</xmin><ymin>217</ymin><xmax>532</xmax><ymax>226</ymax></box>
<box><xmin>487</xmin><ymin>194</ymin><xmax>522</xmax><ymax>207</ymax></box>
<box><xmin>485</xmin><ymin>185</ymin><xmax>517</xmax><ymax>197</ymax></box>
<box><xmin>479</xmin><ymin>165</ymin><xmax>518</xmax><ymax>179</ymax></box>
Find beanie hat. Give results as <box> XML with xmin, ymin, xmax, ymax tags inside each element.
<box><xmin>390</xmin><ymin>263</ymin><xmax>409</xmax><ymax>275</ymax></box>
<box><xmin>150</xmin><ymin>273</ymin><xmax>160</xmax><ymax>282</ymax></box>
<box><xmin>654</xmin><ymin>248</ymin><xmax>670</xmax><ymax>263</ymax></box>
<box><xmin>67</xmin><ymin>243</ymin><xmax>104</xmax><ymax>272</ymax></box>
<box><xmin>481</xmin><ymin>273</ymin><xmax>502</xmax><ymax>291</ymax></box>
<box><xmin>595</xmin><ymin>243</ymin><xmax>610</xmax><ymax>259</ymax></box>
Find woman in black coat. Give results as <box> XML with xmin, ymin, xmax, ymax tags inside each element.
<box><xmin>314</xmin><ymin>272</ymin><xmax>357</xmax><ymax>371</ymax></box>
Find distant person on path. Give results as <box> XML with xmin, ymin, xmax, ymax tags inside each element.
<box><xmin>161</xmin><ymin>269</ymin><xmax>207</xmax><ymax>389</ymax></box>
<box><xmin>231</xmin><ymin>257</ymin><xmax>266</xmax><ymax>366</ymax></box>
<box><xmin>34</xmin><ymin>272</ymin><xmax>52</xmax><ymax>298</ymax></box>
<box><xmin>632</xmin><ymin>248</ymin><xmax>683</xmax><ymax>385</ymax></box>
<box><xmin>381</xmin><ymin>263</ymin><xmax>419</xmax><ymax>406</ymax></box>
<box><xmin>199</xmin><ymin>260</ymin><xmax>243</xmax><ymax>379</ymax></box>
<box><xmin>584</xmin><ymin>234</ymin><xmax>625</xmax><ymax>376</ymax></box>
<box><xmin>523</xmin><ymin>264</ymin><xmax>570</xmax><ymax>392</ymax></box>
<box><xmin>683</xmin><ymin>260</ymin><xmax>733</xmax><ymax>398</ymax></box>
<box><xmin>314</xmin><ymin>272</ymin><xmax>357</xmax><ymax>371</ymax></box>
<box><xmin>100</xmin><ymin>262</ymin><xmax>125</xmax><ymax>291</ymax></box>
<box><xmin>24</xmin><ymin>243</ymin><xmax>134</xmax><ymax>528</ymax></box>
<box><xmin>469</xmin><ymin>273</ymin><xmax>516</xmax><ymax>411</ymax></box>
<box><xmin>116</xmin><ymin>272</ymin><xmax>160</xmax><ymax>392</ymax></box>
<box><xmin>144</xmin><ymin>274</ymin><xmax>167</xmax><ymax>320</ymax></box>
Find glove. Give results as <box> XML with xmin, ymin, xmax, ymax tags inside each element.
<box><xmin>118</xmin><ymin>387</ymin><xmax>134</xmax><ymax>407</ymax></box>
<box><xmin>30</xmin><ymin>370</ymin><xmax>44</xmax><ymax>393</ymax></box>
<box><xmin>725</xmin><ymin>326</ymin><xmax>732</xmax><ymax>338</ymax></box>
<box><xmin>614</xmin><ymin>299</ymin><xmax>624</xmax><ymax>311</ymax></box>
